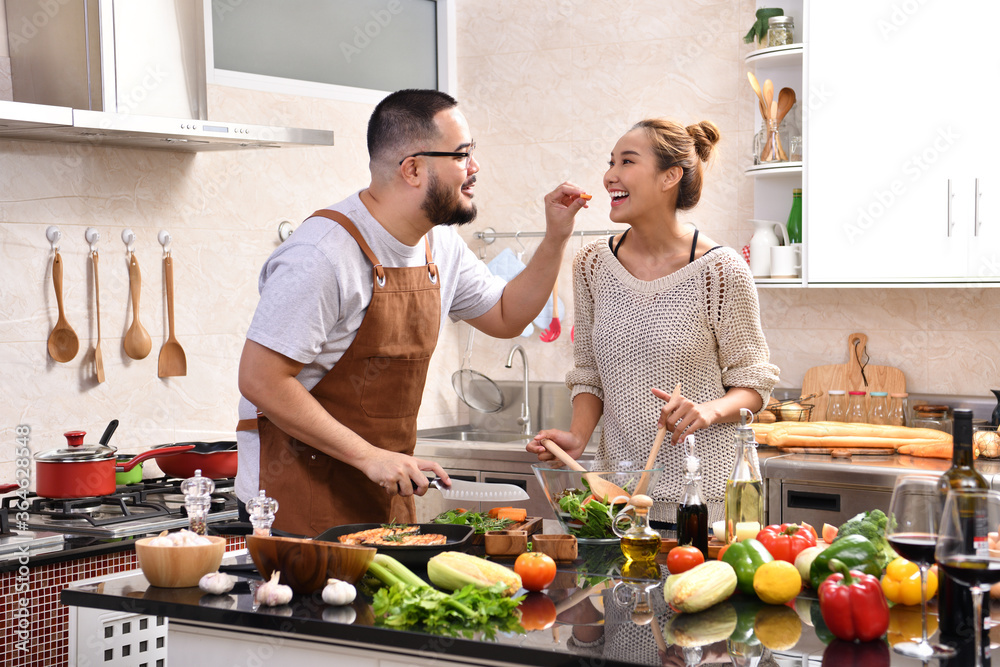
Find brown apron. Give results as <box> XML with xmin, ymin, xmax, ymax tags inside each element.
<box><xmin>238</xmin><ymin>209</ymin><xmax>440</xmax><ymax>536</ymax></box>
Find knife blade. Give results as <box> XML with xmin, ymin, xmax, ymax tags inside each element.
<box><xmin>412</xmin><ymin>477</ymin><xmax>529</xmax><ymax>502</ymax></box>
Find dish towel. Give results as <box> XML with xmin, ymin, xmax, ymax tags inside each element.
<box><xmin>487</xmin><ymin>248</ymin><xmax>534</xmax><ymax>337</ymax></box>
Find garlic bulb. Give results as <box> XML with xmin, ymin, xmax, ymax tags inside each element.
<box><xmin>198</xmin><ymin>571</ymin><xmax>236</xmax><ymax>595</ymax></box>
<box><xmin>255</xmin><ymin>571</ymin><xmax>293</xmax><ymax>607</ymax></box>
<box><xmin>147</xmin><ymin>529</ymin><xmax>212</xmax><ymax>547</ymax></box>
<box><xmin>322</xmin><ymin>578</ymin><xmax>356</xmax><ymax>606</ymax></box>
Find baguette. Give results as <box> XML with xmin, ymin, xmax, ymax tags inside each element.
<box><xmin>898</xmin><ymin>442</ymin><xmax>955</xmax><ymax>460</ymax></box>
<box><xmin>764</xmin><ymin>421</ymin><xmax>950</xmax><ymax>450</ymax></box>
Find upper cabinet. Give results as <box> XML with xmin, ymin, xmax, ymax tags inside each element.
<box><xmin>749</xmin><ymin>0</ymin><xmax>1000</xmax><ymax>285</ymax></box>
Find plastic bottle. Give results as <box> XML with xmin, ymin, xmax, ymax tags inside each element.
<box><xmin>724</xmin><ymin>409</ymin><xmax>763</xmax><ymax>544</ymax></box>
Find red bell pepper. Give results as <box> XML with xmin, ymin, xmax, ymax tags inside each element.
<box><xmin>756</xmin><ymin>521</ymin><xmax>818</xmax><ymax>563</ymax></box>
<box><xmin>822</xmin><ymin>639</ymin><xmax>891</xmax><ymax>667</ymax></box>
<box><xmin>818</xmin><ymin>559</ymin><xmax>890</xmax><ymax>642</ymax></box>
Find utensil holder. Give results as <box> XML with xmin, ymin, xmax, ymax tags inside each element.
<box><xmin>754</xmin><ymin>120</ymin><xmax>789</xmax><ymax>164</ymax></box>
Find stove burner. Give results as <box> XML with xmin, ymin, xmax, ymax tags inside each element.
<box><xmin>36</xmin><ymin>498</ymin><xmax>104</xmax><ymax>516</ymax></box>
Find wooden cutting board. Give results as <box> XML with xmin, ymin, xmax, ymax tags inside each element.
<box><xmin>775</xmin><ymin>446</ymin><xmax>896</xmax><ymax>456</ymax></box>
<box><xmin>800</xmin><ymin>332</ymin><xmax>906</xmax><ymax>421</ymax></box>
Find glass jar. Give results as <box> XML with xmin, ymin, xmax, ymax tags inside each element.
<box><xmin>767</xmin><ymin>16</ymin><xmax>794</xmax><ymax>47</ymax></box>
<box><xmin>753</xmin><ymin>123</ymin><xmax>790</xmax><ymax>165</ymax></box>
<box><xmin>911</xmin><ymin>404</ymin><xmax>953</xmax><ymax>435</ymax></box>
<box><xmin>869</xmin><ymin>392</ymin><xmax>890</xmax><ymax>425</ymax></box>
<box><xmin>888</xmin><ymin>393</ymin><xmax>909</xmax><ymax>426</ymax></box>
<box><xmin>827</xmin><ymin>390</ymin><xmax>847</xmax><ymax>421</ymax></box>
<box><xmin>846</xmin><ymin>391</ymin><xmax>868</xmax><ymax>424</ymax></box>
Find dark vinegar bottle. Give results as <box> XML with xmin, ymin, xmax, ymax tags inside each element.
<box><xmin>937</xmin><ymin>408</ymin><xmax>990</xmax><ymax>641</ymax></box>
<box><xmin>677</xmin><ymin>436</ymin><xmax>709</xmax><ymax>560</ymax></box>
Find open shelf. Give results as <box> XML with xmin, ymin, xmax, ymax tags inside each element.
<box><xmin>746</xmin><ymin>162</ymin><xmax>802</xmax><ymax>177</ymax></box>
<box><xmin>745</xmin><ymin>43</ymin><xmax>804</xmax><ymax>66</ymax></box>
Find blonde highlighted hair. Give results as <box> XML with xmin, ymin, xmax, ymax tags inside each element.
<box><xmin>630</xmin><ymin>118</ymin><xmax>720</xmax><ymax>210</ymax></box>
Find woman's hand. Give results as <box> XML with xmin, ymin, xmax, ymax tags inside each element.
<box><xmin>651</xmin><ymin>387</ymin><xmax>718</xmax><ymax>446</ymax></box>
<box><xmin>527</xmin><ymin>429</ymin><xmax>588</xmax><ymax>461</ymax></box>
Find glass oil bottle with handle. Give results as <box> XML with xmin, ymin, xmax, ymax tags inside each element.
<box><xmin>725</xmin><ymin>409</ymin><xmax>763</xmax><ymax>544</ymax></box>
<box><xmin>613</xmin><ymin>495</ymin><xmax>660</xmax><ymax>562</ymax></box>
<box><xmin>677</xmin><ymin>435</ymin><xmax>708</xmax><ymax>559</ymax></box>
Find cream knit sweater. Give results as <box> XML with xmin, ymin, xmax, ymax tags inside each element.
<box><xmin>567</xmin><ymin>239</ymin><xmax>780</xmax><ymax>523</ymax></box>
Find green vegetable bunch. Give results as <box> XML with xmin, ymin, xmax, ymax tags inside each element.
<box><xmin>835</xmin><ymin>509</ymin><xmax>897</xmax><ymax>569</ymax></box>
<box><xmin>557</xmin><ymin>488</ymin><xmax>623</xmax><ymax>540</ymax></box>
<box><xmin>743</xmin><ymin>8</ymin><xmax>784</xmax><ymax>45</ymax></box>
<box><xmin>432</xmin><ymin>509</ymin><xmax>514</xmax><ymax>534</ymax></box>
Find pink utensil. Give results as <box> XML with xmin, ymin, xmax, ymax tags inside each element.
<box><xmin>539</xmin><ymin>278</ymin><xmax>560</xmax><ymax>342</ymax></box>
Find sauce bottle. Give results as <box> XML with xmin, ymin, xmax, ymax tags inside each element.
<box><xmin>724</xmin><ymin>409</ymin><xmax>763</xmax><ymax>544</ymax></box>
<box><xmin>677</xmin><ymin>435</ymin><xmax>709</xmax><ymax>559</ymax></box>
<box><xmin>613</xmin><ymin>495</ymin><xmax>660</xmax><ymax>562</ymax></box>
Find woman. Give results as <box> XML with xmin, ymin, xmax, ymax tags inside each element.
<box><xmin>529</xmin><ymin>118</ymin><xmax>779</xmax><ymax>525</ymax></box>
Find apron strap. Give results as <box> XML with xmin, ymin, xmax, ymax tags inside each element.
<box><xmin>309</xmin><ymin>209</ymin><xmax>386</xmax><ymax>284</ymax></box>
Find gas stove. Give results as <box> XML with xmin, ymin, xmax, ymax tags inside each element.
<box><xmin>0</xmin><ymin>477</ymin><xmax>239</xmax><ymax>539</ymax></box>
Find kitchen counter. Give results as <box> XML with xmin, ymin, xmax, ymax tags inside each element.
<box><xmin>61</xmin><ymin>544</ymin><xmax>991</xmax><ymax>666</ymax></box>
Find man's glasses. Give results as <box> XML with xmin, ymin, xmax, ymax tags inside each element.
<box><xmin>399</xmin><ymin>141</ymin><xmax>476</xmax><ymax>168</ymax></box>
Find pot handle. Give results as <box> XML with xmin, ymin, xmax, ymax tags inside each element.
<box><xmin>0</xmin><ymin>483</ymin><xmax>19</xmax><ymax>494</ymax></box>
<box><xmin>116</xmin><ymin>444</ymin><xmax>195</xmax><ymax>472</ymax></box>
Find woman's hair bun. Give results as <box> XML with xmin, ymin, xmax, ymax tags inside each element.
<box><xmin>686</xmin><ymin>121</ymin><xmax>721</xmax><ymax>162</ymax></box>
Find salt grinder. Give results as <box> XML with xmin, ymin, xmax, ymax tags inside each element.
<box><xmin>247</xmin><ymin>490</ymin><xmax>278</xmax><ymax>537</ymax></box>
<box><xmin>181</xmin><ymin>469</ymin><xmax>214</xmax><ymax>535</ymax></box>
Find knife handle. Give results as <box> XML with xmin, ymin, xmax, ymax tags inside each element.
<box><xmin>410</xmin><ymin>477</ymin><xmax>446</xmax><ymax>492</ymax></box>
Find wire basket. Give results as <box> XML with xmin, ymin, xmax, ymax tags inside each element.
<box><xmin>766</xmin><ymin>403</ymin><xmax>814</xmax><ymax>422</ymax></box>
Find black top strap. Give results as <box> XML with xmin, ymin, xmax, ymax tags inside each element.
<box><xmin>688</xmin><ymin>228</ymin><xmax>700</xmax><ymax>263</ymax></box>
<box><xmin>609</xmin><ymin>228</ymin><xmax>630</xmax><ymax>257</ymax></box>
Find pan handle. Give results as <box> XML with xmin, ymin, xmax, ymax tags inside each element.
<box><xmin>0</xmin><ymin>483</ymin><xmax>19</xmax><ymax>494</ymax></box>
<box><xmin>116</xmin><ymin>444</ymin><xmax>195</xmax><ymax>472</ymax></box>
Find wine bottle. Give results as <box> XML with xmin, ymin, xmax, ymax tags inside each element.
<box><xmin>677</xmin><ymin>436</ymin><xmax>708</xmax><ymax>559</ymax></box>
<box><xmin>786</xmin><ymin>188</ymin><xmax>802</xmax><ymax>244</ymax></box>
<box><xmin>937</xmin><ymin>408</ymin><xmax>990</xmax><ymax>640</ymax></box>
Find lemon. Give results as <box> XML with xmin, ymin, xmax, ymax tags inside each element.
<box><xmin>753</xmin><ymin>560</ymin><xmax>802</xmax><ymax>605</ymax></box>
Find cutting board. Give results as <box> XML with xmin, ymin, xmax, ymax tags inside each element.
<box><xmin>468</xmin><ymin>517</ymin><xmax>543</xmax><ymax>546</ymax></box>
<box><xmin>775</xmin><ymin>446</ymin><xmax>896</xmax><ymax>456</ymax></box>
<box><xmin>800</xmin><ymin>332</ymin><xmax>906</xmax><ymax>421</ymax></box>
<box><xmin>660</xmin><ymin>538</ymin><xmax>724</xmax><ymax>558</ymax></box>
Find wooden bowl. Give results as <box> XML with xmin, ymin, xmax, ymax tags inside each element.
<box><xmin>484</xmin><ymin>530</ymin><xmax>527</xmax><ymax>557</ymax></box>
<box><xmin>532</xmin><ymin>534</ymin><xmax>578</xmax><ymax>561</ymax></box>
<box><xmin>246</xmin><ymin>535</ymin><xmax>375</xmax><ymax>594</ymax></box>
<box><xmin>135</xmin><ymin>535</ymin><xmax>226</xmax><ymax>588</ymax></box>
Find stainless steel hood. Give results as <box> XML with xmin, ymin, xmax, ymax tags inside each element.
<box><xmin>1</xmin><ymin>0</ymin><xmax>334</xmax><ymax>152</ymax></box>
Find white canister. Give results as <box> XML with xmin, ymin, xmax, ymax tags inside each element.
<box><xmin>748</xmin><ymin>220</ymin><xmax>789</xmax><ymax>278</ymax></box>
<box><xmin>770</xmin><ymin>244</ymin><xmax>802</xmax><ymax>279</ymax></box>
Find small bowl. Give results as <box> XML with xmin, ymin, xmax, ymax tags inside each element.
<box><xmin>532</xmin><ymin>534</ymin><xmax>578</xmax><ymax>561</ymax></box>
<box><xmin>768</xmin><ymin>403</ymin><xmax>814</xmax><ymax>422</ymax></box>
<box><xmin>246</xmin><ymin>535</ymin><xmax>375</xmax><ymax>594</ymax></box>
<box><xmin>531</xmin><ymin>460</ymin><xmax>663</xmax><ymax>544</ymax></box>
<box><xmin>484</xmin><ymin>530</ymin><xmax>527</xmax><ymax>557</ymax></box>
<box><xmin>136</xmin><ymin>535</ymin><xmax>226</xmax><ymax>588</ymax></box>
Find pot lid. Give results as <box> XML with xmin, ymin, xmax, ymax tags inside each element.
<box><xmin>35</xmin><ymin>431</ymin><xmax>116</xmax><ymax>462</ymax></box>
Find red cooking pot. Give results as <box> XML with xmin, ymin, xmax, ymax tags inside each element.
<box><xmin>34</xmin><ymin>431</ymin><xmax>194</xmax><ymax>498</ymax></box>
<box><xmin>149</xmin><ymin>441</ymin><xmax>238</xmax><ymax>479</ymax></box>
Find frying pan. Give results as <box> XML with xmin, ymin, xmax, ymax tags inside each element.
<box><xmin>150</xmin><ymin>441</ymin><xmax>237</xmax><ymax>479</ymax></box>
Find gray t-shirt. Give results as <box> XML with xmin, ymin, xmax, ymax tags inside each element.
<box><xmin>235</xmin><ymin>191</ymin><xmax>505</xmax><ymax>502</ymax></box>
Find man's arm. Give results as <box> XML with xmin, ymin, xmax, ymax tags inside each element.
<box><xmin>467</xmin><ymin>183</ymin><xmax>587</xmax><ymax>338</ymax></box>
<box><xmin>238</xmin><ymin>340</ymin><xmax>447</xmax><ymax>495</ymax></box>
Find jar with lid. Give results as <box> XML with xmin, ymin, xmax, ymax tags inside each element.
<box><xmin>846</xmin><ymin>391</ymin><xmax>868</xmax><ymax>423</ymax></box>
<box><xmin>869</xmin><ymin>392</ymin><xmax>890</xmax><ymax>425</ymax></box>
<box><xmin>767</xmin><ymin>16</ymin><xmax>794</xmax><ymax>47</ymax></box>
<box><xmin>888</xmin><ymin>393</ymin><xmax>909</xmax><ymax>426</ymax></box>
<box><xmin>911</xmin><ymin>405</ymin><xmax>952</xmax><ymax>435</ymax></box>
<box><xmin>827</xmin><ymin>390</ymin><xmax>847</xmax><ymax>421</ymax></box>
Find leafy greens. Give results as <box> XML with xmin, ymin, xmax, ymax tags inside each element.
<box><xmin>432</xmin><ymin>509</ymin><xmax>515</xmax><ymax>534</ymax></box>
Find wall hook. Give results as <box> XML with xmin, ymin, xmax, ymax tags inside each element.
<box><xmin>46</xmin><ymin>225</ymin><xmax>61</xmax><ymax>252</ymax></box>
<box><xmin>121</xmin><ymin>228</ymin><xmax>136</xmax><ymax>256</ymax></box>
<box><xmin>277</xmin><ymin>220</ymin><xmax>295</xmax><ymax>242</ymax></box>
<box><xmin>157</xmin><ymin>229</ymin><xmax>172</xmax><ymax>256</ymax></box>
<box><xmin>85</xmin><ymin>228</ymin><xmax>100</xmax><ymax>254</ymax></box>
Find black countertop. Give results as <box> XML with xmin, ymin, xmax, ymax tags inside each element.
<box><xmin>60</xmin><ymin>544</ymin><xmax>993</xmax><ymax>666</ymax></box>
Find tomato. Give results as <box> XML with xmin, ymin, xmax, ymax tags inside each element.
<box><xmin>517</xmin><ymin>591</ymin><xmax>557</xmax><ymax>630</ymax></box>
<box><xmin>667</xmin><ymin>545</ymin><xmax>705</xmax><ymax>574</ymax></box>
<box><xmin>717</xmin><ymin>543</ymin><xmax>731</xmax><ymax>561</ymax></box>
<box><xmin>515</xmin><ymin>552</ymin><xmax>557</xmax><ymax>592</ymax></box>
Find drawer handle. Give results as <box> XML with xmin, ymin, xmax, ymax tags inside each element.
<box><xmin>483</xmin><ymin>477</ymin><xmax>527</xmax><ymax>491</ymax></box>
<box><xmin>786</xmin><ymin>490</ymin><xmax>840</xmax><ymax>513</ymax></box>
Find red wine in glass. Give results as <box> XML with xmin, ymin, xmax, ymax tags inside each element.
<box><xmin>939</xmin><ymin>556</ymin><xmax>1000</xmax><ymax>587</ymax></box>
<box><xmin>888</xmin><ymin>532</ymin><xmax>937</xmax><ymax>564</ymax></box>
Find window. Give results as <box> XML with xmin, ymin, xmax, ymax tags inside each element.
<box><xmin>205</xmin><ymin>0</ymin><xmax>455</xmax><ymax>103</ymax></box>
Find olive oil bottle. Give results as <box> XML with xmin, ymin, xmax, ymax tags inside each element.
<box><xmin>724</xmin><ymin>409</ymin><xmax>763</xmax><ymax>544</ymax></box>
<box><xmin>615</xmin><ymin>494</ymin><xmax>660</xmax><ymax>562</ymax></box>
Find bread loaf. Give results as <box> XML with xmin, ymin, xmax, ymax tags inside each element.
<box><xmin>763</xmin><ymin>421</ymin><xmax>951</xmax><ymax>450</ymax></box>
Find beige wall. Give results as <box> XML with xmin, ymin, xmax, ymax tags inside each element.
<box><xmin>1</xmin><ymin>1</ymin><xmax>998</xmax><ymax>481</ymax></box>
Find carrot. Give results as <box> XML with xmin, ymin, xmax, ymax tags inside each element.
<box><xmin>496</xmin><ymin>507</ymin><xmax>527</xmax><ymax>523</ymax></box>
<box><xmin>487</xmin><ymin>507</ymin><xmax>503</xmax><ymax>519</ymax></box>
<box><xmin>578</xmin><ymin>193</ymin><xmax>592</xmax><ymax>200</ymax></box>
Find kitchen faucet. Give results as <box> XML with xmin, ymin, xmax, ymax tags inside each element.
<box><xmin>505</xmin><ymin>345</ymin><xmax>531</xmax><ymax>436</ymax></box>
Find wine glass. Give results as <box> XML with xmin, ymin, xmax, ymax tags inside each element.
<box><xmin>886</xmin><ymin>474</ymin><xmax>956</xmax><ymax>658</ymax></box>
<box><xmin>936</xmin><ymin>488</ymin><xmax>1000</xmax><ymax>667</ymax></box>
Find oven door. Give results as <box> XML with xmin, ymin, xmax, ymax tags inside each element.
<box><xmin>777</xmin><ymin>481</ymin><xmax>892</xmax><ymax>528</ymax></box>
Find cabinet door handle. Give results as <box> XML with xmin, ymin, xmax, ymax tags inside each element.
<box><xmin>947</xmin><ymin>179</ymin><xmax>955</xmax><ymax>237</ymax></box>
<box><xmin>975</xmin><ymin>178</ymin><xmax>982</xmax><ymax>237</ymax></box>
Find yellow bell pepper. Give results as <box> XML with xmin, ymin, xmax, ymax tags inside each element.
<box><xmin>887</xmin><ymin>605</ymin><xmax>939</xmax><ymax>646</ymax></box>
<box><xmin>880</xmin><ymin>558</ymin><xmax>938</xmax><ymax>606</ymax></box>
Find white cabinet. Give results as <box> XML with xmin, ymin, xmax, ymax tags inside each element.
<box><xmin>805</xmin><ymin>0</ymin><xmax>1000</xmax><ymax>283</ymax></box>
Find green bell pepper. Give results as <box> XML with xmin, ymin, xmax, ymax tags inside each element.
<box><xmin>728</xmin><ymin>596</ymin><xmax>764</xmax><ymax>645</ymax></box>
<box><xmin>808</xmin><ymin>534</ymin><xmax>881</xmax><ymax>589</ymax></box>
<box><xmin>721</xmin><ymin>538</ymin><xmax>774</xmax><ymax>595</ymax></box>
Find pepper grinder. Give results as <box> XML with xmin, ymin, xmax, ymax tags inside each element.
<box><xmin>181</xmin><ymin>469</ymin><xmax>214</xmax><ymax>535</ymax></box>
<box><xmin>247</xmin><ymin>490</ymin><xmax>279</xmax><ymax>537</ymax></box>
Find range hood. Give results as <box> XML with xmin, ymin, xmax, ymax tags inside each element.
<box><xmin>1</xmin><ymin>0</ymin><xmax>334</xmax><ymax>152</ymax></box>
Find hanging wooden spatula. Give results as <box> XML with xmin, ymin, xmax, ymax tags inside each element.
<box><xmin>539</xmin><ymin>438</ymin><xmax>630</xmax><ymax>502</ymax></box>
<box><xmin>158</xmin><ymin>254</ymin><xmax>187</xmax><ymax>377</ymax></box>
<box><xmin>92</xmin><ymin>250</ymin><xmax>105</xmax><ymax>382</ymax></box>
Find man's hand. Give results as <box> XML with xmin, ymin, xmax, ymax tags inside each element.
<box><xmin>356</xmin><ymin>448</ymin><xmax>450</xmax><ymax>497</ymax></box>
<box><xmin>543</xmin><ymin>181</ymin><xmax>590</xmax><ymax>243</ymax></box>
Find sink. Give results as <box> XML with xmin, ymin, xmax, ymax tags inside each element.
<box><xmin>416</xmin><ymin>427</ymin><xmax>531</xmax><ymax>443</ymax></box>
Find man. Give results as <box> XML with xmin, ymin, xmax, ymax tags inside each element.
<box><xmin>236</xmin><ymin>89</ymin><xmax>587</xmax><ymax>535</ymax></box>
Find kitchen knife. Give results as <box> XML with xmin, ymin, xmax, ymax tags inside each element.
<box><xmin>411</xmin><ymin>477</ymin><xmax>530</xmax><ymax>502</ymax></box>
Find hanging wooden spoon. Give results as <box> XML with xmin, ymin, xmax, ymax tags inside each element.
<box><xmin>635</xmin><ymin>383</ymin><xmax>681</xmax><ymax>496</ymax></box>
<box><xmin>48</xmin><ymin>252</ymin><xmax>80</xmax><ymax>362</ymax></box>
<box><xmin>92</xmin><ymin>251</ymin><xmax>105</xmax><ymax>382</ymax></box>
<box><xmin>157</xmin><ymin>254</ymin><xmax>187</xmax><ymax>377</ymax></box>
<box><xmin>539</xmin><ymin>438</ymin><xmax>630</xmax><ymax>502</ymax></box>
<box><xmin>123</xmin><ymin>253</ymin><xmax>152</xmax><ymax>360</ymax></box>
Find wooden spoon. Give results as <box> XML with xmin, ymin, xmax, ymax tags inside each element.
<box><xmin>539</xmin><ymin>438</ymin><xmax>630</xmax><ymax>502</ymax></box>
<box><xmin>92</xmin><ymin>251</ymin><xmax>105</xmax><ymax>382</ymax></box>
<box><xmin>47</xmin><ymin>252</ymin><xmax>79</xmax><ymax>363</ymax></box>
<box><xmin>746</xmin><ymin>72</ymin><xmax>768</xmax><ymax>120</ymax></box>
<box><xmin>762</xmin><ymin>79</ymin><xmax>774</xmax><ymax>114</ymax></box>
<box><xmin>770</xmin><ymin>100</ymin><xmax>788</xmax><ymax>161</ymax></box>
<box><xmin>157</xmin><ymin>254</ymin><xmax>187</xmax><ymax>377</ymax></box>
<box><xmin>635</xmin><ymin>382</ymin><xmax>681</xmax><ymax>496</ymax></box>
<box><xmin>776</xmin><ymin>87</ymin><xmax>796</xmax><ymax>123</ymax></box>
<box><xmin>123</xmin><ymin>253</ymin><xmax>152</xmax><ymax>360</ymax></box>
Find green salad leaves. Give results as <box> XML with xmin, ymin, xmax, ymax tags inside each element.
<box><xmin>432</xmin><ymin>509</ymin><xmax>515</xmax><ymax>534</ymax></box>
<box><xmin>557</xmin><ymin>487</ymin><xmax>626</xmax><ymax>540</ymax></box>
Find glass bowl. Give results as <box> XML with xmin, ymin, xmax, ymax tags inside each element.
<box><xmin>531</xmin><ymin>460</ymin><xmax>663</xmax><ymax>544</ymax></box>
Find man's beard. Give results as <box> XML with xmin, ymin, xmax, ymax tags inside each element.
<box><xmin>422</xmin><ymin>172</ymin><xmax>477</xmax><ymax>227</ymax></box>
